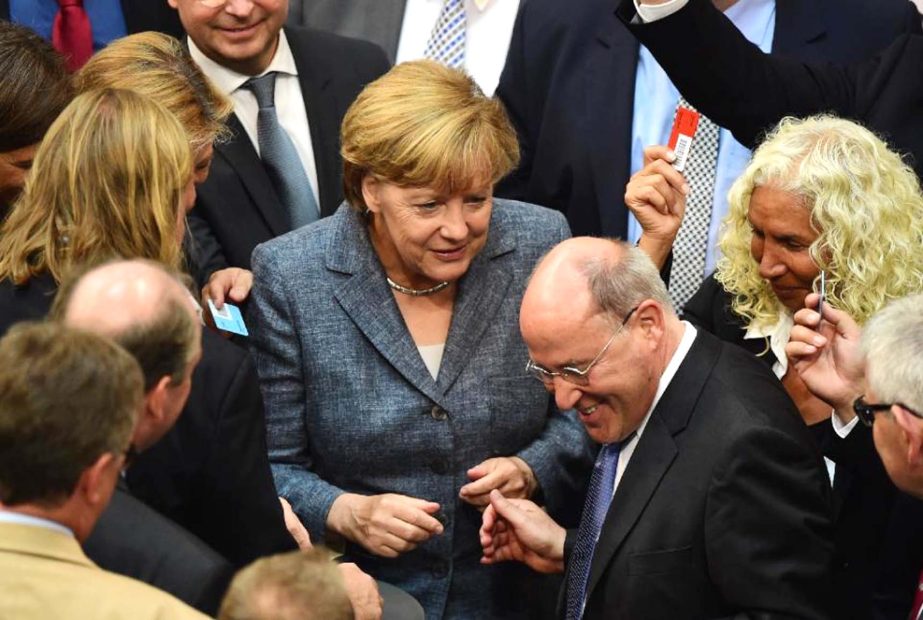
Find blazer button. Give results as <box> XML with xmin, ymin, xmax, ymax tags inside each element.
<box><xmin>430</xmin><ymin>405</ymin><xmax>448</xmax><ymax>421</ymax></box>
<box><xmin>430</xmin><ymin>459</ymin><xmax>448</xmax><ymax>475</ymax></box>
<box><xmin>430</xmin><ymin>559</ymin><xmax>449</xmax><ymax>579</ymax></box>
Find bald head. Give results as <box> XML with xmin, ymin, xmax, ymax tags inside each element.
<box><xmin>63</xmin><ymin>260</ymin><xmax>193</xmax><ymax>334</ymax></box>
<box><xmin>523</xmin><ymin>238</ymin><xmax>626</xmax><ymax>328</ymax></box>
<box><xmin>523</xmin><ymin>238</ymin><xmax>674</xmax><ymax>331</ymax></box>
<box><xmin>53</xmin><ymin>259</ymin><xmax>200</xmax><ymax>394</ymax></box>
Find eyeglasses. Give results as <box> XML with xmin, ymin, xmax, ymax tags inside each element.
<box><xmin>853</xmin><ymin>395</ymin><xmax>923</xmax><ymax>427</ymax></box>
<box><xmin>526</xmin><ymin>307</ymin><xmax>638</xmax><ymax>387</ymax></box>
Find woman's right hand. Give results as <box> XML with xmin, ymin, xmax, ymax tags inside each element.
<box><xmin>327</xmin><ymin>493</ymin><xmax>444</xmax><ymax>558</ymax></box>
<box><xmin>624</xmin><ymin>145</ymin><xmax>689</xmax><ymax>269</ymax></box>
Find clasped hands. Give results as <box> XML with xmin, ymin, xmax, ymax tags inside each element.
<box><xmin>326</xmin><ymin>456</ymin><xmax>536</xmax><ymax>558</ymax></box>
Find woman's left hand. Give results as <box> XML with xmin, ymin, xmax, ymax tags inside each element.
<box><xmin>459</xmin><ymin>456</ymin><xmax>537</xmax><ymax>508</ymax></box>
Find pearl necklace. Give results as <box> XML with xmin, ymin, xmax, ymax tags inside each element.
<box><xmin>386</xmin><ymin>277</ymin><xmax>450</xmax><ymax>297</ymax></box>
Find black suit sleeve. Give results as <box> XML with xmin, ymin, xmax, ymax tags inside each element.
<box><xmin>188</xmin><ymin>338</ymin><xmax>297</xmax><ymax>566</ymax></box>
<box><xmin>85</xmin><ymin>488</ymin><xmax>234</xmax><ymax>616</ymax></box>
<box><xmin>705</xmin><ymin>425</ymin><xmax>835</xmax><ymax>619</ymax></box>
<box><xmin>616</xmin><ymin>0</ymin><xmax>888</xmax><ymax>149</ymax></box>
<box><xmin>495</xmin><ymin>2</ymin><xmax>535</xmax><ymax>203</ymax></box>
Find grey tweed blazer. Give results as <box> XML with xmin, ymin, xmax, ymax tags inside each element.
<box><xmin>249</xmin><ymin>199</ymin><xmax>593</xmax><ymax>618</ymax></box>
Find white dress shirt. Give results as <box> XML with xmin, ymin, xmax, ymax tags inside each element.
<box><xmin>0</xmin><ymin>510</ymin><xmax>73</xmax><ymax>537</ymax></box>
<box><xmin>613</xmin><ymin>321</ymin><xmax>697</xmax><ymax>493</ymax></box>
<box><xmin>188</xmin><ymin>32</ymin><xmax>320</xmax><ymax>201</ymax></box>
<box><xmin>396</xmin><ymin>0</ymin><xmax>520</xmax><ymax>95</ymax></box>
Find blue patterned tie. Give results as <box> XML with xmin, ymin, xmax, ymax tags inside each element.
<box><xmin>423</xmin><ymin>0</ymin><xmax>467</xmax><ymax>69</ymax></box>
<box><xmin>565</xmin><ymin>442</ymin><xmax>622</xmax><ymax>620</ymax></box>
<box><xmin>243</xmin><ymin>72</ymin><xmax>319</xmax><ymax>229</ymax></box>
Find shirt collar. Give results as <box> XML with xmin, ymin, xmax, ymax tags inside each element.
<box><xmin>0</xmin><ymin>510</ymin><xmax>74</xmax><ymax>538</ymax></box>
<box><xmin>188</xmin><ymin>30</ymin><xmax>298</xmax><ymax>96</ymax></box>
<box><xmin>743</xmin><ymin>310</ymin><xmax>793</xmax><ymax>379</ymax></box>
<box><xmin>623</xmin><ymin>321</ymin><xmax>698</xmax><ymax>447</ymax></box>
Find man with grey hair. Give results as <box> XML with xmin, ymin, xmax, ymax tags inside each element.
<box><xmin>480</xmin><ymin>237</ymin><xmax>835</xmax><ymax>619</ymax></box>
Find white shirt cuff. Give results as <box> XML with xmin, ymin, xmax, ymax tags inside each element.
<box><xmin>634</xmin><ymin>0</ymin><xmax>690</xmax><ymax>23</ymax></box>
<box><xmin>831</xmin><ymin>410</ymin><xmax>860</xmax><ymax>438</ymax></box>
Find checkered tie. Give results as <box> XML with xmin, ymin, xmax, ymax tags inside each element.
<box><xmin>244</xmin><ymin>72</ymin><xmax>319</xmax><ymax>230</ymax></box>
<box><xmin>424</xmin><ymin>0</ymin><xmax>467</xmax><ymax>69</ymax></box>
<box><xmin>565</xmin><ymin>442</ymin><xmax>622</xmax><ymax>620</ymax></box>
<box><xmin>667</xmin><ymin>97</ymin><xmax>720</xmax><ymax>310</ymax></box>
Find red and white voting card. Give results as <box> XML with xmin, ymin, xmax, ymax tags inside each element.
<box><xmin>668</xmin><ymin>106</ymin><xmax>701</xmax><ymax>173</ymax></box>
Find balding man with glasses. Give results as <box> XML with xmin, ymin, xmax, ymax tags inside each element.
<box><xmin>480</xmin><ymin>237</ymin><xmax>836</xmax><ymax>620</ymax></box>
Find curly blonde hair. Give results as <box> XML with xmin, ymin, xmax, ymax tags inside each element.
<box><xmin>716</xmin><ymin>115</ymin><xmax>923</xmax><ymax>328</ymax></box>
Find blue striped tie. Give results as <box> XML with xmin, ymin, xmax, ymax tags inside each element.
<box><xmin>244</xmin><ymin>72</ymin><xmax>319</xmax><ymax>230</ymax></box>
<box><xmin>424</xmin><ymin>0</ymin><xmax>467</xmax><ymax>69</ymax></box>
<box><xmin>565</xmin><ymin>442</ymin><xmax>622</xmax><ymax>620</ymax></box>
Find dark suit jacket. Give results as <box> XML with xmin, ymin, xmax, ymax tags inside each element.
<box><xmin>561</xmin><ymin>328</ymin><xmax>835</xmax><ymax>619</ymax></box>
<box><xmin>0</xmin><ymin>0</ymin><xmax>184</xmax><ymax>38</ymax></box>
<box><xmin>0</xmin><ymin>276</ymin><xmax>294</xmax><ymax>568</ymax></box>
<box><xmin>127</xmin><ymin>329</ymin><xmax>297</xmax><ymax>568</ymax></box>
<box><xmin>619</xmin><ymin>0</ymin><xmax>923</xmax><ymax>182</ymax></box>
<box><xmin>496</xmin><ymin>0</ymin><xmax>921</xmax><ymax>236</ymax></box>
<box><xmin>84</xmin><ymin>485</ymin><xmax>234</xmax><ymax>616</ymax></box>
<box><xmin>683</xmin><ymin>274</ymin><xmax>923</xmax><ymax>619</ymax></box>
<box><xmin>287</xmin><ymin>0</ymin><xmax>408</xmax><ymax>62</ymax></box>
<box><xmin>188</xmin><ymin>26</ymin><xmax>389</xmax><ymax>278</ymax></box>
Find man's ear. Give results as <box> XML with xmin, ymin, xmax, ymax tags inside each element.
<box><xmin>634</xmin><ymin>299</ymin><xmax>665</xmax><ymax>343</ymax></box>
<box><xmin>361</xmin><ymin>175</ymin><xmax>381</xmax><ymax>214</ymax></box>
<box><xmin>894</xmin><ymin>405</ymin><xmax>923</xmax><ymax>466</ymax></box>
<box><xmin>146</xmin><ymin>375</ymin><xmax>175</xmax><ymax>425</ymax></box>
<box><xmin>76</xmin><ymin>452</ymin><xmax>120</xmax><ymax>508</ymax></box>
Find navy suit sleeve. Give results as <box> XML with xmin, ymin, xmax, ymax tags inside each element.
<box><xmin>193</xmin><ymin>341</ymin><xmax>297</xmax><ymax>565</ymax></box>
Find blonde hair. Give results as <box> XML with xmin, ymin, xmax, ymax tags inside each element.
<box><xmin>717</xmin><ymin>115</ymin><xmax>923</xmax><ymax>328</ymax></box>
<box><xmin>341</xmin><ymin>60</ymin><xmax>519</xmax><ymax>210</ymax></box>
<box><xmin>218</xmin><ymin>550</ymin><xmax>353</xmax><ymax>620</ymax></box>
<box><xmin>0</xmin><ymin>89</ymin><xmax>192</xmax><ymax>284</ymax></box>
<box><xmin>75</xmin><ymin>32</ymin><xmax>232</xmax><ymax>155</ymax></box>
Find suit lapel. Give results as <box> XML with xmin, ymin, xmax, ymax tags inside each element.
<box><xmin>585</xmin><ymin>331</ymin><xmax>721</xmax><ymax>599</ymax></box>
<box><xmin>772</xmin><ymin>0</ymin><xmax>826</xmax><ymax>54</ymax></box>
<box><xmin>286</xmin><ymin>27</ymin><xmax>340</xmax><ymax>217</ymax></box>
<box><xmin>586</xmin><ymin>11</ymin><xmax>639</xmax><ymax>239</ymax></box>
<box><xmin>327</xmin><ymin>209</ymin><xmax>449</xmax><ymax>409</ymax></box>
<box><xmin>216</xmin><ymin>114</ymin><xmax>290</xmax><ymax>237</ymax></box>
<box><xmin>437</xmin><ymin>218</ymin><xmax>516</xmax><ymax>392</ymax></box>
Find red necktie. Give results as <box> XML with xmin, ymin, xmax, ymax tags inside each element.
<box><xmin>51</xmin><ymin>0</ymin><xmax>94</xmax><ymax>72</ymax></box>
<box><xmin>909</xmin><ymin>568</ymin><xmax>923</xmax><ymax>620</ymax></box>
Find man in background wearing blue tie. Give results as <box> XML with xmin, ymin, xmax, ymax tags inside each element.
<box><xmin>168</xmin><ymin>0</ymin><xmax>388</xmax><ymax>296</ymax></box>
<box><xmin>480</xmin><ymin>237</ymin><xmax>835</xmax><ymax>619</ymax></box>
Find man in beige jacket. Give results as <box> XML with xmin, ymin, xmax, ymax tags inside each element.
<box><xmin>0</xmin><ymin>321</ymin><xmax>207</xmax><ymax>620</ymax></box>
